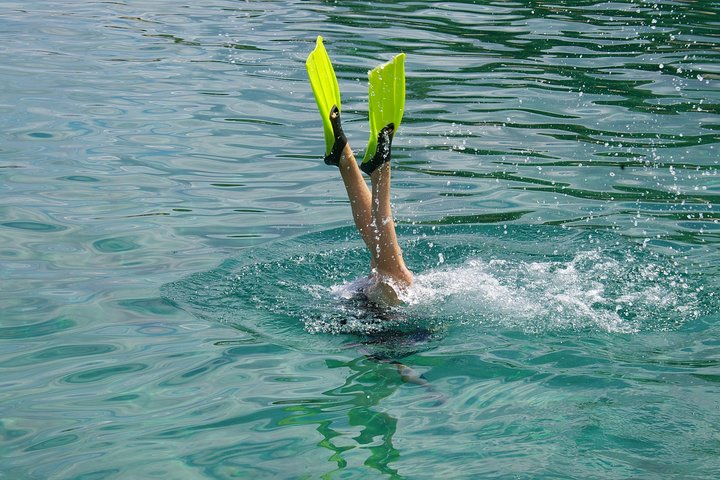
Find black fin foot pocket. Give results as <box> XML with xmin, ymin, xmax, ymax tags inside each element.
<box><xmin>360</xmin><ymin>123</ymin><xmax>395</xmax><ymax>175</ymax></box>
<box><xmin>324</xmin><ymin>105</ymin><xmax>347</xmax><ymax>167</ymax></box>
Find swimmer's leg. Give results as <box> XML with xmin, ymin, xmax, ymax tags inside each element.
<box><xmin>328</xmin><ymin>108</ymin><xmax>377</xmax><ymax>268</ymax></box>
<box><xmin>368</xmin><ymin>126</ymin><xmax>413</xmax><ymax>288</ymax></box>
<box><xmin>329</xmin><ymin>109</ymin><xmax>412</xmax><ymax>290</ymax></box>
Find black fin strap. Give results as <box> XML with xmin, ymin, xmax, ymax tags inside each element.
<box><xmin>360</xmin><ymin>123</ymin><xmax>394</xmax><ymax>175</ymax></box>
<box><xmin>324</xmin><ymin>105</ymin><xmax>347</xmax><ymax>167</ymax></box>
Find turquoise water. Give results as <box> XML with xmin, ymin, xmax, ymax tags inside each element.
<box><xmin>2</xmin><ymin>0</ymin><xmax>719</xmax><ymax>478</ymax></box>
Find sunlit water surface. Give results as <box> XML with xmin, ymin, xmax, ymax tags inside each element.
<box><xmin>2</xmin><ymin>1</ymin><xmax>719</xmax><ymax>478</ymax></box>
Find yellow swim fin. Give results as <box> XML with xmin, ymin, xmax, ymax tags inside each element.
<box><xmin>306</xmin><ymin>36</ymin><xmax>342</xmax><ymax>159</ymax></box>
<box><xmin>360</xmin><ymin>53</ymin><xmax>406</xmax><ymax>174</ymax></box>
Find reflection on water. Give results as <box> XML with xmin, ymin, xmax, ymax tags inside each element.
<box><xmin>2</xmin><ymin>0</ymin><xmax>719</xmax><ymax>478</ymax></box>
<box><xmin>272</xmin><ymin>356</ymin><xmax>409</xmax><ymax>478</ymax></box>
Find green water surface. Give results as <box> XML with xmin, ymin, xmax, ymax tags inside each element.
<box><xmin>1</xmin><ymin>1</ymin><xmax>719</xmax><ymax>478</ymax></box>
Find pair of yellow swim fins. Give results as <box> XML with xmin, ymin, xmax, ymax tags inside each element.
<box><xmin>306</xmin><ymin>36</ymin><xmax>405</xmax><ymax>174</ymax></box>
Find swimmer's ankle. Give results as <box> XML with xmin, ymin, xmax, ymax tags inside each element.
<box><xmin>360</xmin><ymin>123</ymin><xmax>394</xmax><ymax>175</ymax></box>
<box><xmin>337</xmin><ymin>144</ymin><xmax>356</xmax><ymax>169</ymax></box>
<box><xmin>369</xmin><ymin>161</ymin><xmax>391</xmax><ymax>182</ymax></box>
<box><xmin>324</xmin><ymin>105</ymin><xmax>347</xmax><ymax>167</ymax></box>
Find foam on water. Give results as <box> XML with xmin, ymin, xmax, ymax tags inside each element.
<box><xmin>400</xmin><ymin>249</ymin><xmax>698</xmax><ymax>334</ymax></box>
<box><xmin>304</xmin><ymin>247</ymin><xmax>700</xmax><ymax>337</ymax></box>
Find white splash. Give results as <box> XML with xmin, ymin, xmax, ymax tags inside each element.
<box><xmin>394</xmin><ymin>249</ymin><xmax>699</xmax><ymax>334</ymax></box>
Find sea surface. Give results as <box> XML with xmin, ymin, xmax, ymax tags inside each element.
<box><xmin>1</xmin><ymin>1</ymin><xmax>719</xmax><ymax>478</ymax></box>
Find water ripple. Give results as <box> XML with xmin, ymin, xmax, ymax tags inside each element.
<box><xmin>2</xmin><ymin>0</ymin><xmax>719</xmax><ymax>478</ymax></box>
